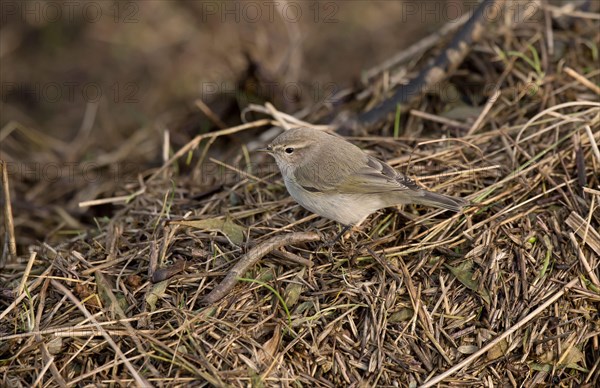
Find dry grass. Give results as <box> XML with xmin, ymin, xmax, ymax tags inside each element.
<box><xmin>2</xmin><ymin>2</ymin><xmax>600</xmax><ymax>387</ymax></box>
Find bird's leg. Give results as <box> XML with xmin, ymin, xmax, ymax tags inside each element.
<box><xmin>364</xmin><ymin>245</ymin><xmax>403</xmax><ymax>282</ymax></box>
<box><xmin>314</xmin><ymin>224</ymin><xmax>351</xmax><ymax>254</ymax></box>
<box><xmin>353</xmin><ymin>229</ymin><xmax>404</xmax><ymax>281</ymax></box>
<box><xmin>326</xmin><ymin>224</ymin><xmax>352</xmax><ymax>248</ymax></box>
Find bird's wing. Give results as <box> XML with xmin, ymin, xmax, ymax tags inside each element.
<box><xmin>292</xmin><ymin>149</ymin><xmax>365</xmax><ymax>193</ymax></box>
<box><xmin>335</xmin><ymin>156</ymin><xmax>421</xmax><ymax>194</ymax></box>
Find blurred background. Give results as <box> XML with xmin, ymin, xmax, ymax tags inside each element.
<box><xmin>0</xmin><ymin>0</ymin><xmax>477</xmax><ymax>132</ymax></box>
<box><xmin>1</xmin><ymin>1</ymin><xmax>476</xmax><ymax>135</ymax></box>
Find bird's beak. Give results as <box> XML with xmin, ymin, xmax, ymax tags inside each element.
<box><xmin>257</xmin><ymin>146</ymin><xmax>272</xmax><ymax>153</ymax></box>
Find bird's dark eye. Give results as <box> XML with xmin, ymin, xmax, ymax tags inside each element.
<box><xmin>284</xmin><ymin>147</ymin><xmax>294</xmax><ymax>154</ymax></box>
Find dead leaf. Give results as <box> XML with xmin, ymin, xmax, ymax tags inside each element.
<box><xmin>95</xmin><ymin>272</ymin><xmax>128</xmax><ymax>316</ymax></box>
<box><xmin>257</xmin><ymin>328</ymin><xmax>282</xmax><ymax>366</ymax></box>
<box><xmin>441</xmin><ymin>105</ymin><xmax>484</xmax><ymax>120</ymax></box>
<box><xmin>487</xmin><ymin>338</ymin><xmax>508</xmax><ymax>360</ymax></box>
<box><xmin>445</xmin><ymin>261</ymin><xmax>491</xmax><ymax>304</ymax></box>
<box><xmin>388</xmin><ymin>308</ymin><xmax>414</xmax><ymax>323</ymax></box>
<box><xmin>152</xmin><ymin>260</ymin><xmax>187</xmax><ymax>282</ymax></box>
<box><xmin>146</xmin><ymin>280</ymin><xmax>168</xmax><ymax>311</ymax></box>
<box><xmin>47</xmin><ymin>337</ymin><xmax>63</xmax><ymax>355</ymax></box>
<box><xmin>563</xmin><ymin>346</ymin><xmax>584</xmax><ymax>365</ymax></box>
<box><xmin>74</xmin><ymin>283</ymin><xmax>101</xmax><ymax>308</ymax></box>
<box><xmin>284</xmin><ymin>269</ymin><xmax>305</xmax><ymax>307</ymax></box>
<box><xmin>458</xmin><ymin>345</ymin><xmax>478</xmax><ymax>354</ymax></box>
<box><xmin>173</xmin><ymin>217</ymin><xmax>245</xmax><ymax>245</ymax></box>
<box><xmin>562</xmin><ymin>347</ymin><xmax>587</xmax><ymax>372</ymax></box>
<box><xmin>125</xmin><ymin>274</ymin><xmax>143</xmax><ymax>288</ymax></box>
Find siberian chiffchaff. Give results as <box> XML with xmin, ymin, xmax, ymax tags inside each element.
<box><xmin>261</xmin><ymin>127</ymin><xmax>468</xmax><ymax>227</ymax></box>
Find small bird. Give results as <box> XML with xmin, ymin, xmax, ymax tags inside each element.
<box><xmin>261</xmin><ymin>127</ymin><xmax>468</xmax><ymax>232</ymax></box>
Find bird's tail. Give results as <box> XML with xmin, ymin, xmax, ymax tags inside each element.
<box><xmin>416</xmin><ymin>191</ymin><xmax>469</xmax><ymax>212</ymax></box>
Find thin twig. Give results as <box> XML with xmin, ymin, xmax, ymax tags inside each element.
<box><xmin>202</xmin><ymin>232</ymin><xmax>321</xmax><ymax>304</ymax></box>
<box><xmin>17</xmin><ymin>252</ymin><xmax>37</xmax><ymax>295</ymax></box>
<box><xmin>569</xmin><ymin>232</ymin><xmax>600</xmax><ymax>287</ymax></box>
<box><xmin>564</xmin><ymin>67</ymin><xmax>600</xmax><ymax>95</ymax></box>
<box><xmin>195</xmin><ymin>99</ymin><xmax>228</xmax><ymax>129</ymax></box>
<box><xmin>584</xmin><ymin>125</ymin><xmax>600</xmax><ymax>164</ymax></box>
<box><xmin>467</xmin><ymin>90</ymin><xmax>501</xmax><ymax>135</ymax></box>
<box><xmin>1</xmin><ymin>160</ymin><xmax>17</xmax><ymax>261</ymax></box>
